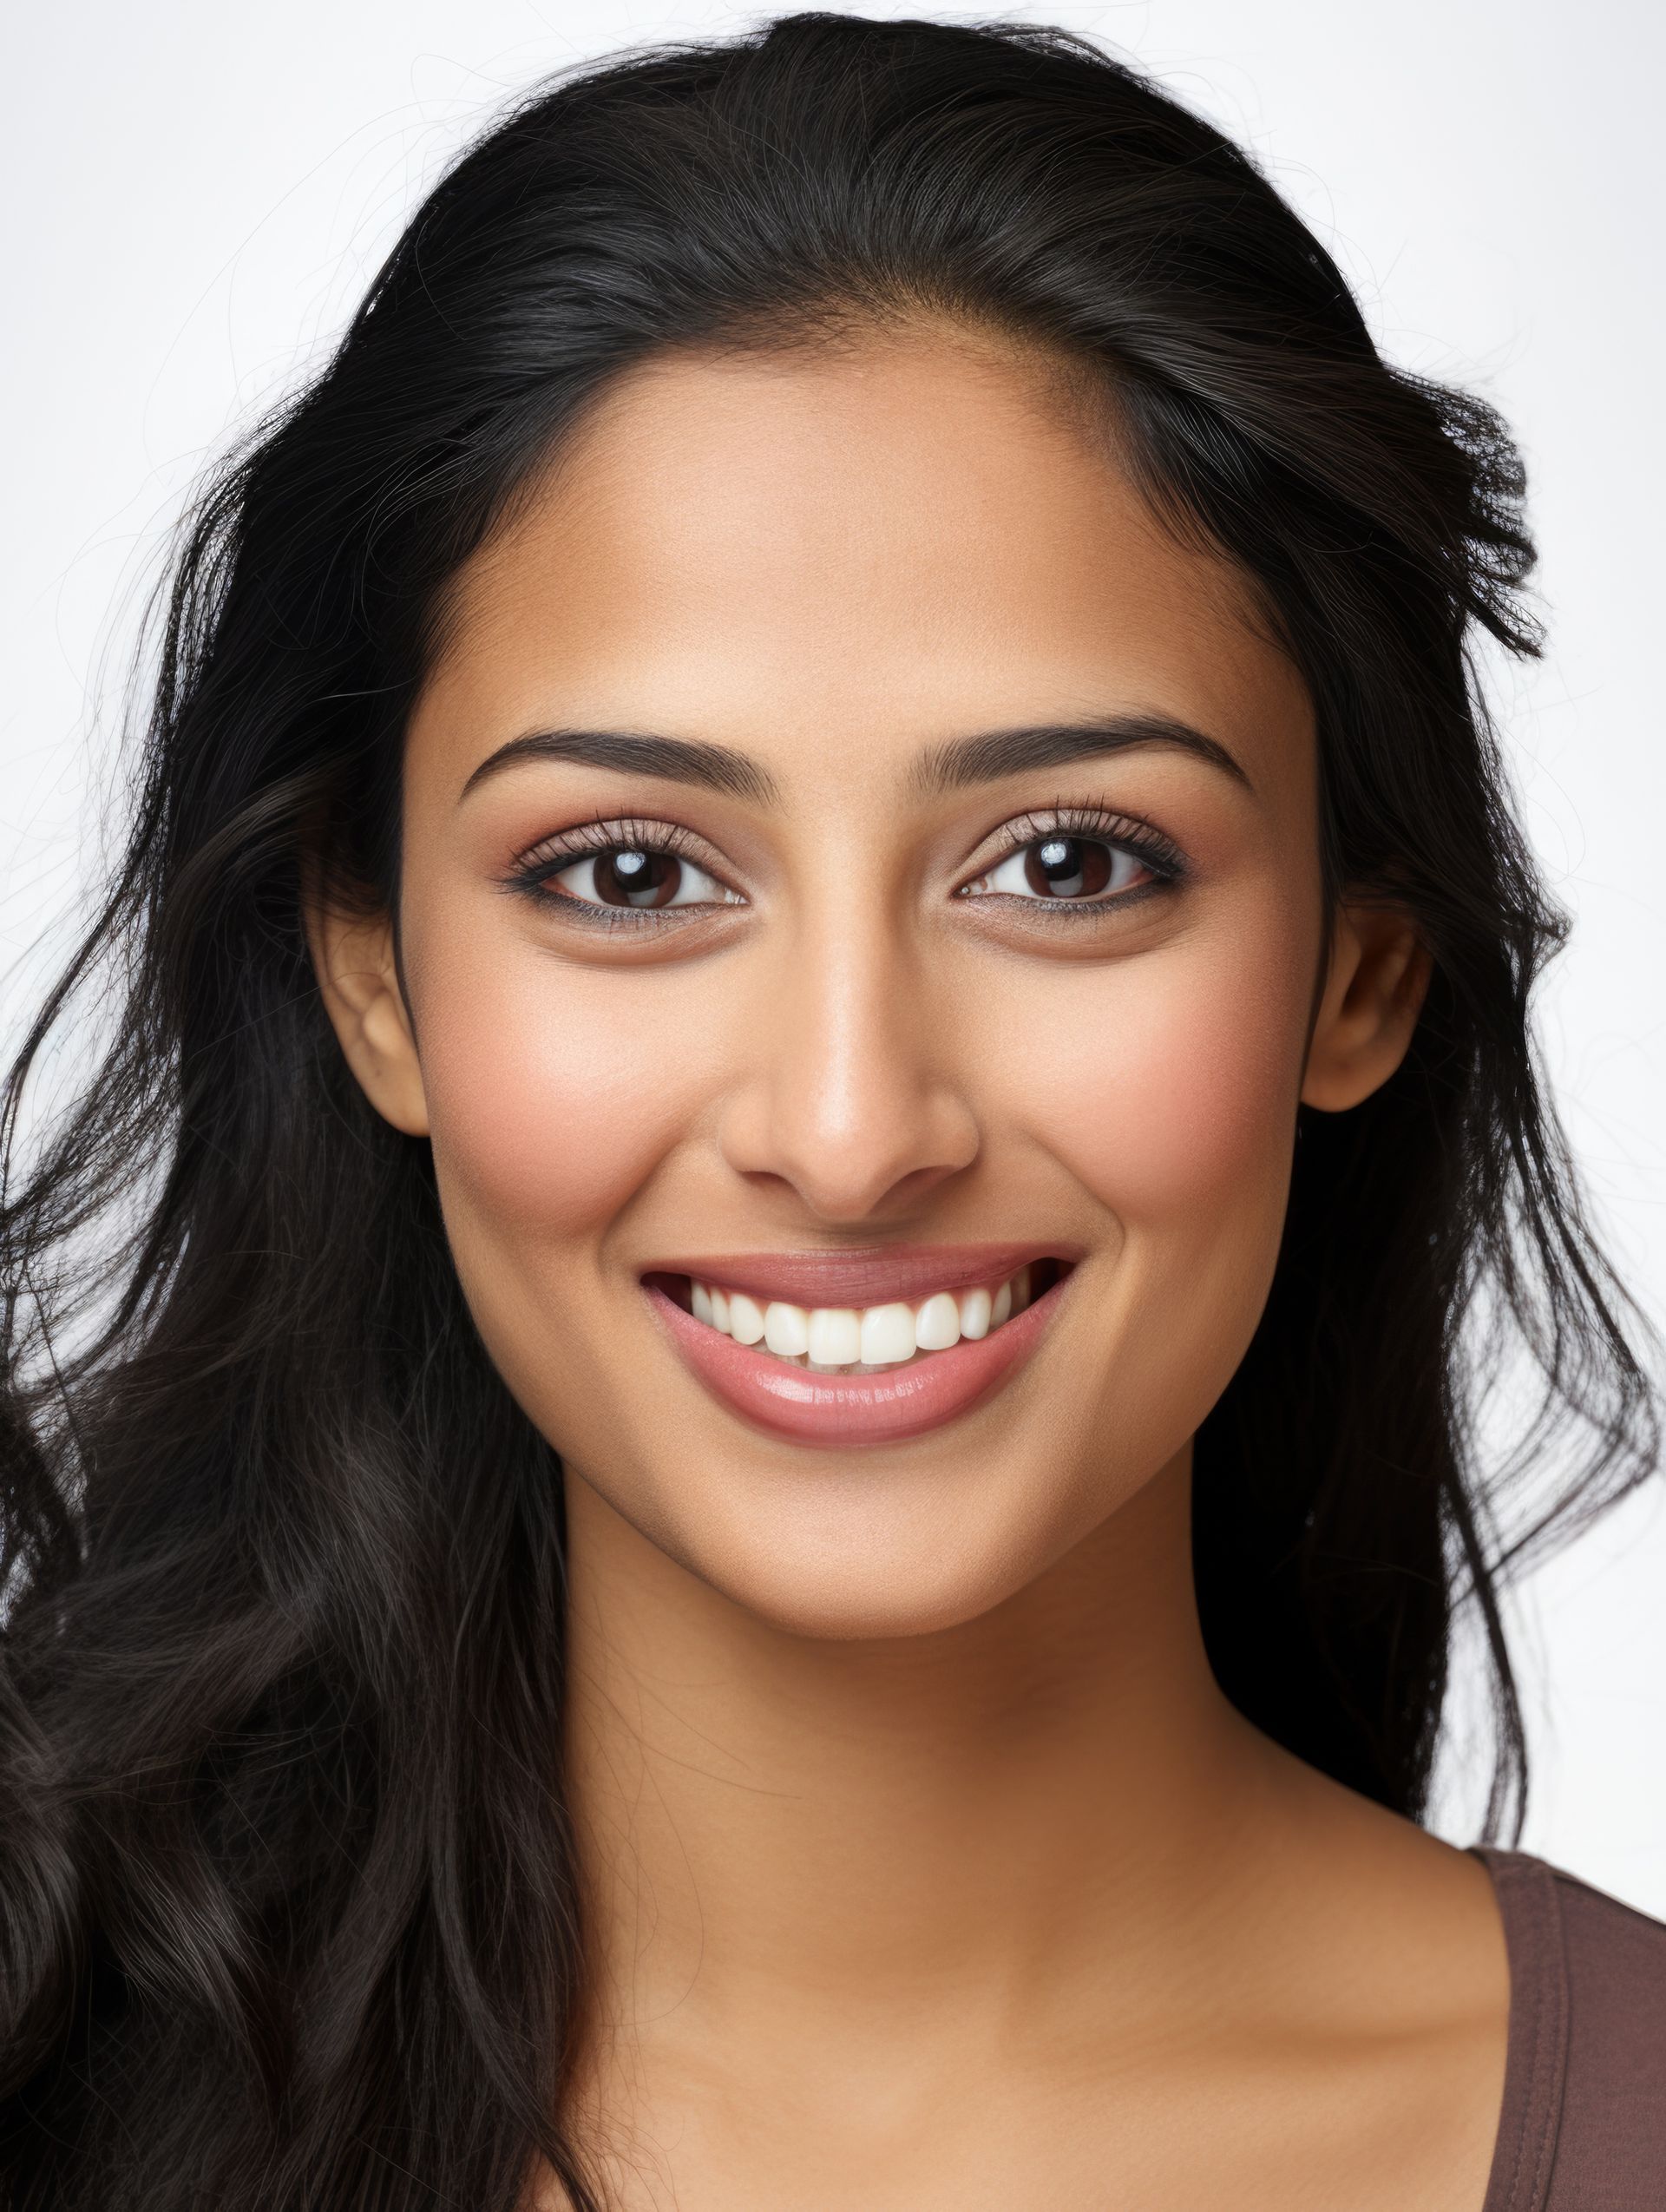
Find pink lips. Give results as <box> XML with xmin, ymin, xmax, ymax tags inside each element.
<box><xmin>640</xmin><ymin>1253</ymin><xmax>1074</xmax><ymax>1448</ymax></box>
<box><xmin>649</xmin><ymin>1242</ymin><xmax>1068</xmax><ymax>1308</ymax></box>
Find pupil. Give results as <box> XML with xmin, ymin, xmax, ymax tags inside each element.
<box><xmin>597</xmin><ymin>848</ymin><xmax>680</xmax><ymax>907</ymax></box>
<box><xmin>1024</xmin><ymin>836</ymin><xmax>1112</xmax><ymax>898</ymax></box>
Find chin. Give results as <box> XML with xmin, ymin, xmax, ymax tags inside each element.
<box><xmin>600</xmin><ymin>1442</ymin><xmax>1100</xmax><ymax>1645</ymax></box>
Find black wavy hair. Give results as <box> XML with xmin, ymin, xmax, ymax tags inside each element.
<box><xmin>2</xmin><ymin>14</ymin><xmax>1657</xmax><ymax>2208</ymax></box>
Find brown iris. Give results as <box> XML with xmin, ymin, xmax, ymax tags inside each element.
<box><xmin>587</xmin><ymin>849</ymin><xmax>685</xmax><ymax>907</ymax></box>
<box><xmin>1023</xmin><ymin>836</ymin><xmax>1113</xmax><ymax>898</ymax></box>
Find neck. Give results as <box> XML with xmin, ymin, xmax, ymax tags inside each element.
<box><xmin>561</xmin><ymin>1441</ymin><xmax>1282</xmax><ymax>2073</ymax></box>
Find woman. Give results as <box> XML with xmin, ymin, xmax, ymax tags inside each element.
<box><xmin>2</xmin><ymin>13</ymin><xmax>1661</xmax><ymax>2209</ymax></box>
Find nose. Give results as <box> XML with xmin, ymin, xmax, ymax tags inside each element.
<box><xmin>715</xmin><ymin>905</ymin><xmax>981</xmax><ymax>1224</ymax></box>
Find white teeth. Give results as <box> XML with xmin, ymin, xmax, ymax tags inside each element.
<box><xmin>914</xmin><ymin>1290</ymin><xmax>961</xmax><ymax>1353</ymax></box>
<box><xmin>763</xmin><ymin>1301</ymin><xmax>810</xmax><ymax>1357</ymax></box>
<box><xmin>807</xmin><ymin>1306</ymin><xmax>861</xmax><ymax>1365</ymax></box>
<box><xmin>860</xmin><ymin>1302</ymin><xmax>916</xmax><ymax>1366</ymax></box>
<box><xmin>685</xmin><ymin>1264</ymin><xmax>1055</xmax><ymax>1368</ymax></box>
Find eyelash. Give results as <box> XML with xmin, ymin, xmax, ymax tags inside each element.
<box><xmin>958</xmin><ymin>801</ymin><xmax>1188</xmax><ymax>915</ymax></box>
<box><xmin>506</xmin><ymin>817</ymin><xmax>720</xmax><ymax>930</ymax></box>
<box><xmin>504</xmin><ymin>802</ymin><xmax>1189</xmax><ymax>925</ymax></box>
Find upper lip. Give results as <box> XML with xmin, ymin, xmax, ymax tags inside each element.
<box><xmin>640</xmin><ymin>1242</ymin><xmax>1079</xmax><ymax>1308</ymax></box>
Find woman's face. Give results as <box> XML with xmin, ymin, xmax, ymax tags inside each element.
<box><xmin>335</xmin><ymin>324</ymin><xmax>1412</xmax><ymax>1638</ymax></box>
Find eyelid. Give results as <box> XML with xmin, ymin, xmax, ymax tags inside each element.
<box><xmin>498</xmin><ymin>814</ymin><xmax>751</xmax><ymax>936</ymax></box>
<box><xmin>954</xmin><ymin>801</ymin><xmax>1190</xmax><ymax>891</ymax></box>
<box><xmin>509</xmin><ymin>814</ymin><xmax>747</xmax><ymax>899</ymax></box>
<box><xmin>512</xmin><ymin>813</ymin><xmax>729</xmax><ymax>876</ymax></box>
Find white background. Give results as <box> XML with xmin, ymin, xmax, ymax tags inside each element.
<box><xmin>5</xmin><ymin>2</ymin><xmax>1663</xmax><ymax>1912</ymax></box>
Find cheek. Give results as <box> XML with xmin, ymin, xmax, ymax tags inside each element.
<box><xmin>408</xmin><ymin>929</ymin><xmax>716</xmax><ymax>1243</ymax></box>
<box><xmin>1009</xmin><ymin>903</ymin><xmax>1316</xmax><ymax>1235</ymax></box>
<box><xmin>984</xmin><ymin>896</ymin><xmax>1319</xmax><ymax>1495</ymax></box>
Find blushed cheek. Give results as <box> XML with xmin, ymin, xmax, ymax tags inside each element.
<box><xmin>1018</xmin><ymin>923</ymin><xmax>1315</xmax><ymax>1232</ymax></box>
<box><xmin>409</xmin><ymin>941</ymin><xmax>718</xmax><ymax>1244</ymax></box>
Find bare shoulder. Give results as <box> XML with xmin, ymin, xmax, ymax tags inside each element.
<box><xmin>1189</xmin><ymin>1746</ymin><xmax>1514</xmax><ymax>2211</ymax></box>
<box><xmin>1242</xmin><ymin>1744</ymin><xmax>1512</xmax><ymax>2022</ymax></box>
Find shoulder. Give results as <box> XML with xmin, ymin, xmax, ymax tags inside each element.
<box><xmin>1543</xmin><ymin>1857</ymin><xmax>1666</xmax><ymax>2098</ymax></box>
<box><xmin>1476</xmin><ymin>1847</ymin><xmax>1666</xmax><ymax>2210</ymax></box>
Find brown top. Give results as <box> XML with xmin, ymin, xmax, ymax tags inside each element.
<box><xmin>1472</xmin><ymin>1846</ymin><xmax>1666</xmax><ymax>2209</ymax></box>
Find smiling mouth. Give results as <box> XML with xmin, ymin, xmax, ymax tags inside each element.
<box><xmin>649</xmin><ymin>1257</ymin><xmax>1067</xmax><ymax>1372</ymax></box>
<box><xmin>639</xmin><ymin>1255</ymin><xmax>1076</xmax><ymax>1447</ymax></box>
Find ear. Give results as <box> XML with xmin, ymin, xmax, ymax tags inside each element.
<box><xmin>1301</xmin><ymin>898</ymin><xmax>1432</xmax><ymax>1113</ymax></box>
<box><xmin>300</xmin><ymin>852</ymin><xmax>430</xmax><ymax>1137</ymax></box>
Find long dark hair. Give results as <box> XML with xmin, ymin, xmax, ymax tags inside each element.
<box><xmin>2</xmin><ymin>14</ymin><xmax>1657</xmax><ymax>2206</ymax></box>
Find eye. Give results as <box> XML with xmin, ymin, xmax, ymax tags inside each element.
<box><xmin>962</xmin><ymin>829</ymin><xmax>1166</xmax><ymax>903</ymax></box>
<box><xmin>543</xmin><ymin>844</ymin><xmax>733</xmax><ymax>911</ymax></box>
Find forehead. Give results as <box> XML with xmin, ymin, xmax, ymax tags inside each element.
<box><xmin>411</xmin><ymin>325</ymin><xmax>1311</xmax><ymax>803</ymax></box>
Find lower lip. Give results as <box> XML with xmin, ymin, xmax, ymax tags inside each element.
<box><xmin>642</xmin><ymin>1272</ymin><xmax>1069</xmax><ymax>1447</ymax></box>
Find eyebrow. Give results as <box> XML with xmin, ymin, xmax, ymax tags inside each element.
<box><xmin>458</xmin><ymin>728</ymin><xmax>778</xmax><ymax>805</ymax></box>
<box><xmin>456</xmin><ymin>713</ymin><xmax>1252</xmax><ymax>808</ymax></box>
<box><xmin>910</xmin><ymin>715</ymin><xmax>1252</xmax><ymax>798</ymax></box>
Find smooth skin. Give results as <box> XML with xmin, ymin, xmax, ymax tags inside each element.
<box><xmin>307</xmin><ymin>319</ymin><xmax>1511</xmax><ymax>2210</ymax></box>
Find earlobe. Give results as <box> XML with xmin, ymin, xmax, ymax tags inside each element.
<box><xmin>1301</xmin><ymin>901</ymin><xmax>1432</xmax><ymax>1113</ymax></box>
<box><xmin>300</xmin><ymin>860</ymin><xmax>430</xmax><ymax>1138</ymax></box>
